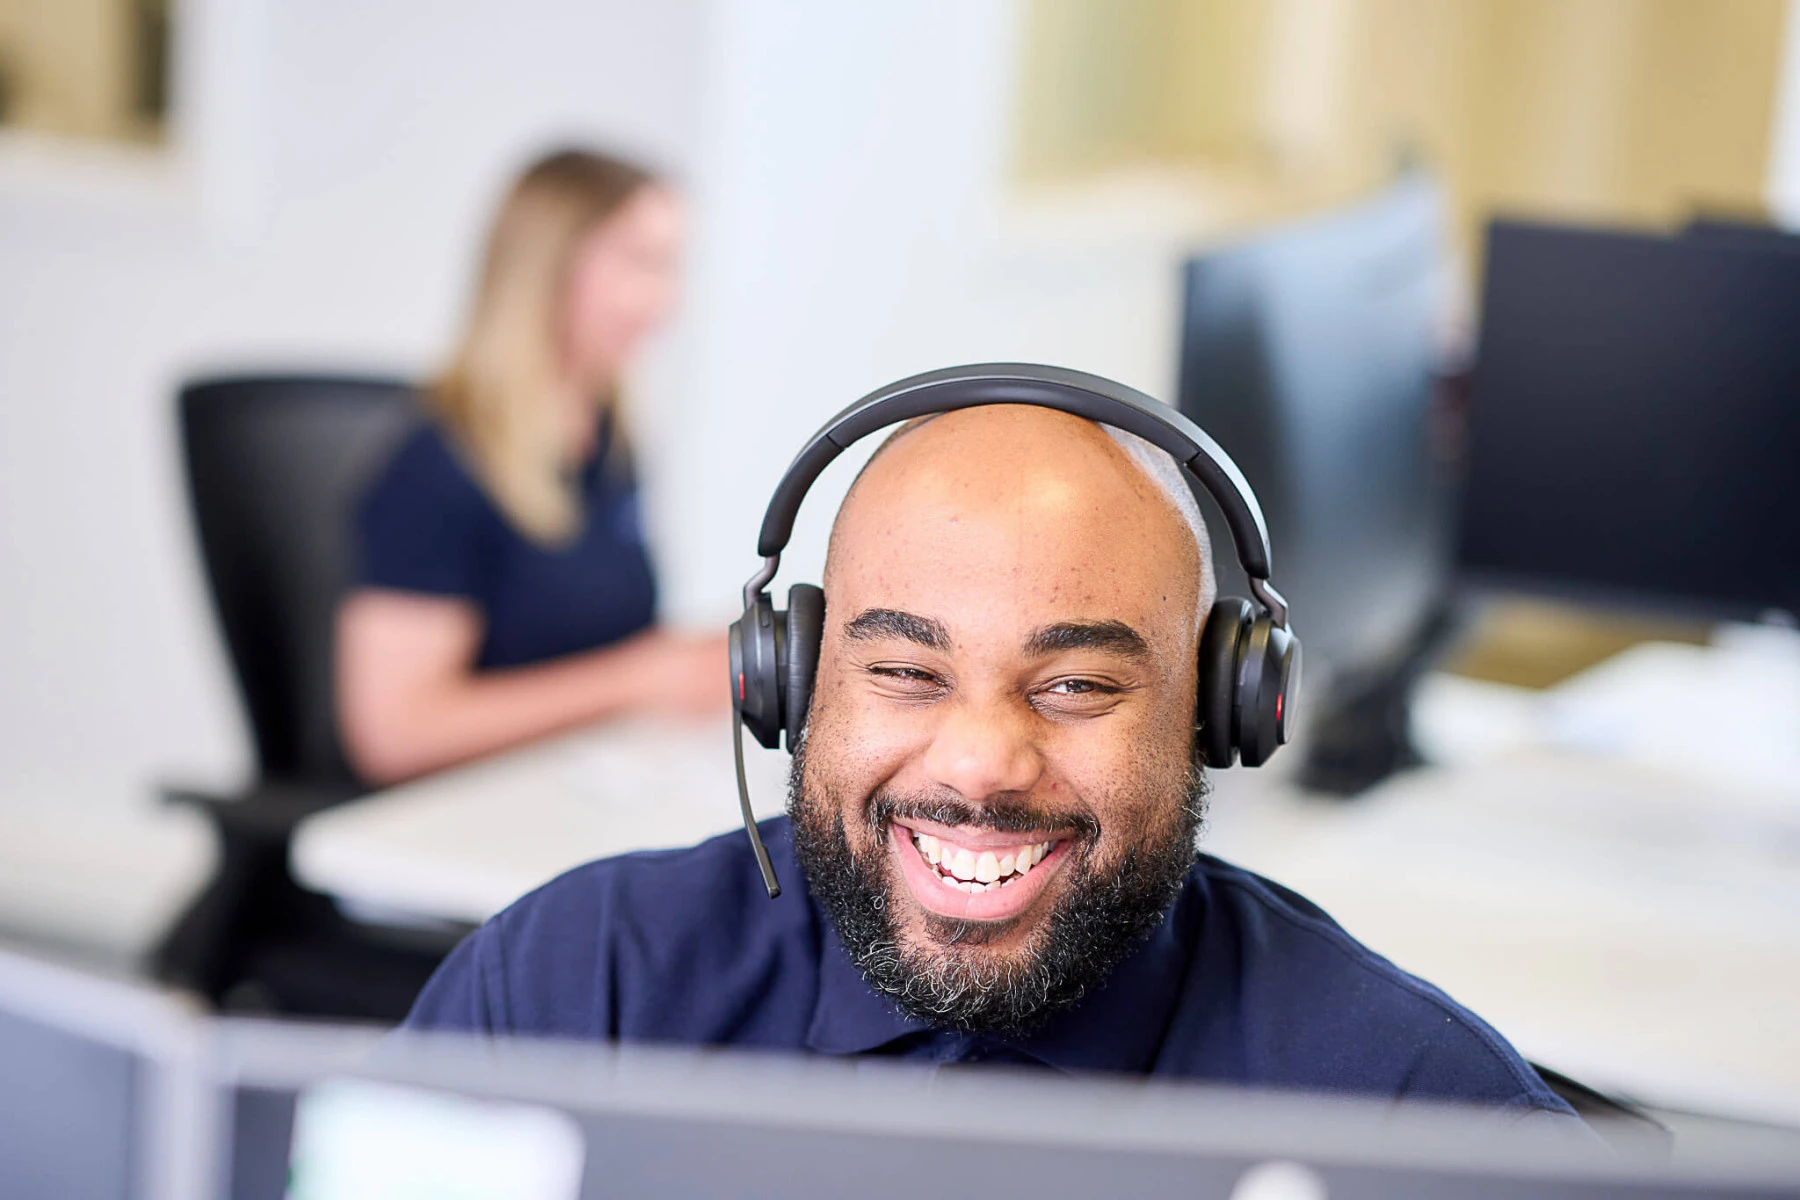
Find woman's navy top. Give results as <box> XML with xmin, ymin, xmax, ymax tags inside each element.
<box><xmin>354</xmin><ymin>418</ymin><xmax>657</xmax><ymax>669</ymax></box>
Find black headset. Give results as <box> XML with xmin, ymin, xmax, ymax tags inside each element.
<box><xmin>728</xmin><ymin>363</ymin><xmax>1300</xmax><ymax>898</ymax></box>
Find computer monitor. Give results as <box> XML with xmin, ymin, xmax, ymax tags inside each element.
<box><xmin>1460</xmin><ymin>221</ymin><xmax>1800</xmax><ymax>622</ymax></box>
<box><xmin>1176</xmin><ymin>173</ymin><xmax>1458</xmax><ymax>791</ymax></box>
<box><xmin>6</xmin><ymin>979</ymin><xmax>1796</xmax><ymax>1198</ymax></box>
<box><xmin>0</xmin><ymin>947</ymin><xmax>206</xmax><ymax>1200</ymax></box>
<box><xmin>209</xmin><ymin>1022</ymin><xmax>1800</xmax><ymax>1200</ymax></box>
<box><xmin>1682</xmin><ymin>216</ymin><xmax>1800</xmax><ymax>256</ymax></box>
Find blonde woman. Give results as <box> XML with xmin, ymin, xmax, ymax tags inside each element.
<box><xmin>337</xmin><ymin>149</ymin><xmax>722</xmax><ymax>785</ymax></box>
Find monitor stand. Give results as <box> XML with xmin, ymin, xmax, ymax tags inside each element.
<box><xmin>1296</xmin><ymin>599</ymin><xmax>1459</xmax><ymax>797</ymax></box>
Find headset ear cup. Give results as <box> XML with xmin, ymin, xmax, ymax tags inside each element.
<box><xmin>1197</xmin><ymin>598</ymin><xmax>1253</xmax><ymax>768</ymax></box>
<box><xmin>782</xmin><ymin>584</ymin><xmax>824</xmax><ymax>751</ymax></box>
<box><xmin>1235</xmin><ymin>618</ymin><xmax>1300</xmax><ymax>768</ymax></box>
<box><xmin>731</xmin><ymin>593</ymin><xmax>784</xmax><ymax>749</ymax></box>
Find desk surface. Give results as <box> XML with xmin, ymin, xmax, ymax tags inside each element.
<box><xmin>292</xmin><ymin>642</ymin><xmax>1800</xmax><ymax>1125</ymax></box>
<box><xmin>292</xmin><ymin>718</ymin><xmax>790</xmax><ymax>927</ymax></box>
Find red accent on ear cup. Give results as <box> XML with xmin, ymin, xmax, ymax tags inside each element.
<box><xmin>1236</xmin><ymin>619</ymin><xmax>1298</xmax><ymax>767</ymax></box>
<box><xmin>1274</xmin><ymin>631</ymin><xmax>1299</xmax><ymax>745</ymax></box>
<box><xmin>738</xmin><ymin>673</ymin><xmax>745</xmax><ymax>702</ymax></box>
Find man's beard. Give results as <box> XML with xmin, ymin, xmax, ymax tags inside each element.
<box><xmin>787</xmin><ymin>736</ymin><xmax>1207</xmax><ymax>1039</ymax></box>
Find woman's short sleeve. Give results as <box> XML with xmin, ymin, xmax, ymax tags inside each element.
<box><xmin>354</xmin><ymin>426</ymin><xmax>497</xmax><ymax>599</ymax></box>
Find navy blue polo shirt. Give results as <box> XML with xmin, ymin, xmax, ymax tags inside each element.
<box><xmin>355</xmin><ymin>419</ymin><xmax>656</xmax><ymax>670</ymax></box>
<box><xmin>405</xmin><ymin>817</ymin><xmax>1577</xmax><ymax>1122</ymax></box>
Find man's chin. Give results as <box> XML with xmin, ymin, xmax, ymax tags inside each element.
<box><xmin>788</xmin><ymin>750</ymin><xmax>1208</xmax><ymax>1038</ymax></box>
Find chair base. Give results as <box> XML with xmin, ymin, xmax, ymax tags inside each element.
<box><xmin>153</xmin><ymin>782</ymin><xmax>463</xmax><ymax>1022</ymax></box>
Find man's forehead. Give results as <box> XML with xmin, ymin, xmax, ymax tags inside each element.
<box><xmin>825</xmin><ymin>406</ymin><xmax>1201</xmax><ymax>639</ymax></box>
<box><xmin>830</xmin><ymin>582</ymin><xmax>1182</xmax><ymax>671</ymax></box>
<box><xmin>831</xmin><ymin>552</ymin><xmax>1174</xmax><ymax>632</ymax></box>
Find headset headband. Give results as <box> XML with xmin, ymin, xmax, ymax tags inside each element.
<box><xmin>746</xmin><ymin>363</ymin><xmax>1288</xmax><ymax>626</ymax></box>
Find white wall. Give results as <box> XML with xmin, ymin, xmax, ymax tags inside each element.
<box><xmin>1769</xmin><ymin>0</ymin><xmax>1800</xmax><ymax>225</ymax></box>
<box><xmin>658</xmin><ymin>0</ymin><xmax>1181</xmax><ymax>619</ymax></box>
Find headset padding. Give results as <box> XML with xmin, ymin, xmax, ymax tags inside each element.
<box><xmin>782</xmin><ymin>583</ymin><xmax>825</xmax><ymax>751</ymax></box>
<box><xmin>1198</xmin><ymin>597</ymin><xmax>1252</xmax><ymax>769</ymax></box>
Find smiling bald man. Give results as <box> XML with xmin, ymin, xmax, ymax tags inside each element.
<box><xmin>406</xmin><ymin>406</ymin><xmax>1578</xmax><ymax>1126</ymax></box>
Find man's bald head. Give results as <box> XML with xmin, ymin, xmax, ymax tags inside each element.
<box><xmin>826</xmin><ymin>406</ymin><xmax>1216</xmax><ymax>639</ymax></box>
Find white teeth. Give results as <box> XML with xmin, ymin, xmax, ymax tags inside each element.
<box><xmin>910</xmin><ymin>829</ymin><xmax>1060</xmax><ymax>892</ymax></box>
<box><xmin>974</xmin><ymin>851</ymin><xmax>1000</xmax><ymax>883</ymax></box>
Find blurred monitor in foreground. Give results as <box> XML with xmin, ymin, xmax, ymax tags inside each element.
<box><xmin>225</xmin><ymin>1023</ymin><xmax>1796</xmax><ymax>1200</ymax></box>
<box><xmin>0</xmin><ymin>947</ymin><xmax>199</xmax><ymax>1200</ymax></box>
<box><xmin>6</xmin><ymin>948</ymin><xmax>1799</xmax><ymax>1199</ymax></box>
<box><xmin>1176</xmin><ymin>173</ymin><xmax>1458</xmax><ymax>793</ymax></box>
<box><xmin>1462</xmin><ymin>221</ymin><xmax>1800</xmax><ymax>624</ymax></box>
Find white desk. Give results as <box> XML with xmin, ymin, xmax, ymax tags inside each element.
<box><xmin>291</xmin><ymin>718</ymin><xmax>790</xmax><ymax>928</ymax></box>
<box><xmin>1205</xmin><ymin>744</ymin><xmax>1800</xmax><ymax>1126</ymax></box>
<box><xmin>291</xmin><ymin>639</ymin><xmax>1800</xmax><ymax>1124</ymax></box>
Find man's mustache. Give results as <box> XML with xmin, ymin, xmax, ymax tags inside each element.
<box><xmin>868</xmin><ymin>788</ymin><xmax>1100</xmax><ymax>841</ymax></box>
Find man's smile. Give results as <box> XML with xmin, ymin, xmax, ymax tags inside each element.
<box><xmin>887</xmin><ymin>816</ymin><xmax>1074</xmax><ymax>923</ymax></box>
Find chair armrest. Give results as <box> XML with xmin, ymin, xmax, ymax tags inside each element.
<box><xmin>160</xmin><ymin>781</ymin><xmax>361</xmax><ymax>843</ymax></box>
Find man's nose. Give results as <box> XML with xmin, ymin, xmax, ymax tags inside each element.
<box><xmin>918</xmin><ymin>694</ymin><xmax>1044</xmax><ymax>804</ymax></box>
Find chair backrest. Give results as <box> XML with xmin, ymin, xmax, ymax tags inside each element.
<box><xmin>180</xmin><ymin>376</ymin><xmax>418</xmax><ymax>788</ymax></box>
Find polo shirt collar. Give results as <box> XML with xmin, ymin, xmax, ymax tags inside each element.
<box><xmin>803</xmin><ymin>888</ymin><xmax>1194</xmax><ymax>1075</ymax></box>
<box><xmin>805</xmin><ymin>914</ymin><xmax>934</xmax><ymax>1054</ymax></box>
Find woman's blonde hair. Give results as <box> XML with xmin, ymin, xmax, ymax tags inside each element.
<box><xmin>430</xmin><ymin>148</ymin><xmax>657</xmax><ymax>544</ymax></box>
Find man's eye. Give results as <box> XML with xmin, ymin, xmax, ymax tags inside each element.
<box><xmin>867</xmin><ymin>665</ymin><xmax>944</xmax><ymax>691</ymax></box>
<box><xmin>1033</xmin><ymin>677</ymin><xmax>1126</xmax><ymax>714</ymax></box>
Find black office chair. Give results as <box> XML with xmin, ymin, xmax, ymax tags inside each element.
<box><xmin>153</xmin><ymin>376</ymin><xmax>459</xmax><ymax>1019</ymax></box>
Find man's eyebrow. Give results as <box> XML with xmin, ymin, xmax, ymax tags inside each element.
<box><xmin>1024</xmin><ymin>620</ymin><xmax>1151</xmax><ymax>662</ymax></box>
<box><xmin>841</xmin><ymin>608</ymin><xmax>952</xmax><ymax>652</ymax></box>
